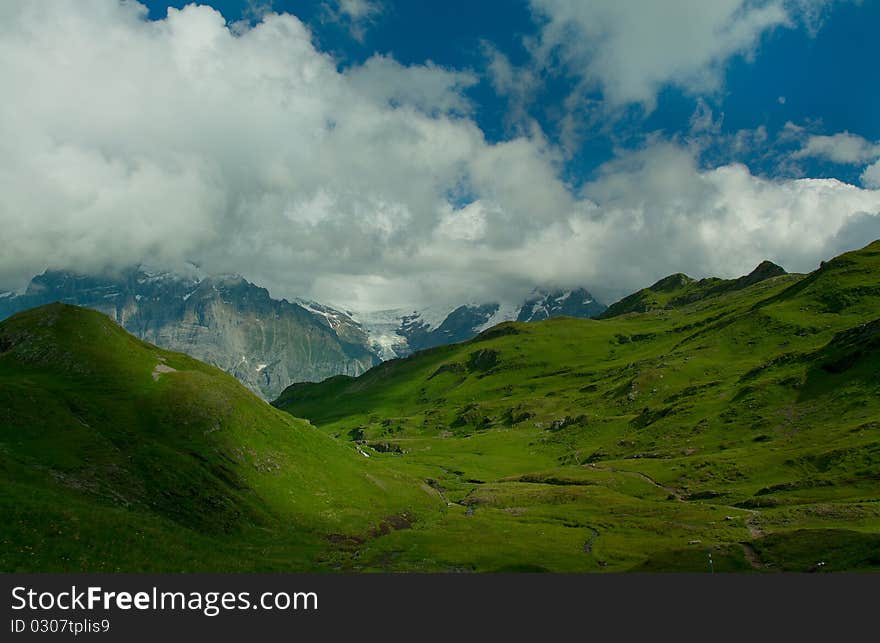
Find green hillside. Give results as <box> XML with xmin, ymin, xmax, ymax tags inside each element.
<box><xmin>4</xmin><ymin>241</ymin><xmax>879</xmax><ymax>573</ymax></box>
<box><xmin>596</xmin><ymin>260</ymin><xmax>787</xmax><ymax>319</ymax></box>
<box><xmin>0</xmin><ymin>304</ymin><xmax>439</xmax><ymax>572</ymax></box>
<box><xmin>275</xmin><ymin>241</ymin><xmax>880</xmax><ymax>572</ymax></box>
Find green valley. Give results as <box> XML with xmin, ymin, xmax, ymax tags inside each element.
<box><xmin>3</xmin><ymin>241</ymin><xmax>880</xmax><ymax>572</ymax></box>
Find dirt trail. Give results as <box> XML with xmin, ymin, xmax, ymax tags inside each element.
<box><xmin>744</xmin><ymin>510</ymin><xmax>764</xmax><ymax>538</ymax></box>
<box><xmin>583</xmin><ymin>526</ymin><xmax>600</xmax><ymax>554</ymax></box>
<box><xmin>425</xmin><ymin>478</ymin><xmax>456</xmax><ymax>506</ymax></box>
<box><xmin>739</xmin><ymin>542</ymin><xmax>765</xmax><ymax>570</ymax></box>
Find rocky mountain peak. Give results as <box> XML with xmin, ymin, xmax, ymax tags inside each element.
<box><xmin>0</xmin><ymin>268</ymin><xmax>376</xmax><ymax>400</ymax></box>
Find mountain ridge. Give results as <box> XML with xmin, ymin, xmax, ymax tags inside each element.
<box><xmin>597</xmin><ymin>260</ymin><xmax>788</xmax><ymax>319</ymax></box>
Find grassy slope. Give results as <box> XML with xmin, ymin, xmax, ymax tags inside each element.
<box><xmin>275</xmin><ymin>241</ymin><xmax>880</xmax><ymax>572</ymax></box>
<box><xmin>0</xmin><ymin>304</ymin><xmax>439</xmax><ymax>572</ymax></box>
<box><xmin>596</xmin><ymin>260</ymin><xmax>786</xmax><ymax>320</ymax></box>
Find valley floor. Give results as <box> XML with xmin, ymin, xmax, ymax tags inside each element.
<box><xmin>309</xmin><ymin>430</ymin><xmax>880</xmax><ymax>573</ymax></box>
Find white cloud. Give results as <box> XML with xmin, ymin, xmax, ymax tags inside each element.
<box><xmin>527</xmin><ymin>0</ymin><xmax>833</xmax><ymax>109</ymax></box>
<box><xmin>321</xmin><ymin>0</ymin><xmax>382</xmax><ymax>42</ymax></box>
<box><xmin>336</xmin><ymin>0</ymin><xmax>379</xmax><ymax>21</ymax></box>
<box><xmin>792</xmin><ymin>131</ymin><xmax>880</xmax><ymax>189</ymax></box>
<box><xmin>794</xmin><ymin>132</ymin><xmax>880</xmax><ymax>164</ymax></box>
<box><xmin>1</xmin><ymin>1</ymin><xmax>879</xmax><ymax>311</ymax></box>
<box><xmin>314</xmin><ymin>143</ymin><xmax>880</xmax><ymax>307</ymax></box>
<box><xmin>346</xmin><ymin>55</ymin><xmax>478</xmax><ymax>116</ymax></box>
<box><xmin>862</xmin><ymin>160</ymin><xmax>880</xmax><ymax>189</ymax></box>
<box><xmin>574</xmin><ymin>144</ymin><xmax>880</xmax><ymax>296</ymax></box>
<box><xmin>483</xmin><ymin>43</ymin><xmax>543</xmax><ymax>134</ymax></box>
<box><xmin>689</xmin><ymin>99</ymin><xmax>723</xmax><ymax>135</ymax></box>
<box><xmin>732</xmin><ymin>125</ymin><xmax>769</xmax><ymax>155</ymax></box>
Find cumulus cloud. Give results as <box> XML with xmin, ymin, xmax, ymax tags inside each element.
<box><xmin>792</xmin><ymin>131</ymin><xmax>880</xmax><ymax>189</ymax></box>
<box><xmin>794</xmin><ymin>132</ymin><xmax>880</xmax><ymax>164</ymax></box>
<box><xmin>862</xmin><ymin>160</ymin><xmax>880</xmax><ymax>189</ymax></box>
<box><xmin>1</xmin><ymin>1</ymin><xmax>879</xmax><ymax>310</ymax></box>
<box><xmin>527</xmin><ymin>0</ymin><xmax>834</xmax><ymax>109</ymax></box>
<box><xmin>379</xmin><ymin>143</ymin><xmax>880</xmax><ymax>306</ymax></box>
<box><xmin>575</xmin><ymin>144</ymin><xmax>880</xmax><ymax>296</ymax></box>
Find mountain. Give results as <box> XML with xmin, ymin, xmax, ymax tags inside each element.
<box><xmin>516</xmin><ymin>287</ymin><xmax>606</xmax><ymax>321</ymax></box>
<box><xmin>0</xmin><ymin>270</ymin><xmax>606</xmax><ymax>396</ymax></box>
<box><xmin>1</xmin><ymin>268</ymin><xmax>608</xmax><ymax>396</ymax></box>
<box><xmin>0</xmin><ymin>268</ymin><xmax>378</xmax><ymax>400</ymax></box>
<box><xmin>397</xmin><ymin>302</ymin><xmax>508</xmax><ymax>353</ymax></box>
<box><xmin>0</xmin><ymin>303</ymin><xmax>438</xmax><ymax>572</ymax></box>
<box><xmin>353</xmin><ymin>288</ymin><xmax>606</xmax><ymax>358</ymax></box>
<box><xmin>597</xmin><ymin>261</ymin><xmax>787</xmax><ymax>319</ymax></box>
<box><xmin>274</xmin><ymin>241</ymin><xmax>880</xmax><ymax>572</ymax></box>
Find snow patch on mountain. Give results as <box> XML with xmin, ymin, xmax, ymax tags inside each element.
<box><xmin>347</xmin><ymin>308</ymin><xmax>411</xmax><ymax>360</ymax></box>
<box><xmin>555</xmin><ymin>290</ymin><xmax>572</xmax><ymax>303</ymax></box>
<box><xmin>475</xmin><ymin>302</ymin><xmax>519</xmax><ymax>332</ymax></box>
<box><xmin>295</xmin><ymin>299</ymin><xmax>363</xmax><ymax>334</ymax></box>
<box><xmin>400</xmin><ymin>305</ymin><xmax>460</xmax><ymax>332</ymax></box>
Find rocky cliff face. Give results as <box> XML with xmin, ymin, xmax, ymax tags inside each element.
<box><xmin>0</xmin><ymin>269</ymin><xmax>377</xmax><ymax>400</ymax></box>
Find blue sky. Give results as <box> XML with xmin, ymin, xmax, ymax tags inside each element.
<box><xmin>2</xmin><ymin>1</ymin><xmax>880</xmax><ymax>307</ymax></box>
<box><xmin>140</xmin><ymin>0</ymin><xmax>879</xmax><ymax>185</ymax></box>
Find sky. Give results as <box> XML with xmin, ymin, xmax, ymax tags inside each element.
<box><xmin>1</xmin><ymin>0</ymin><xmax>879</xmax><ymax>309</ymax></box>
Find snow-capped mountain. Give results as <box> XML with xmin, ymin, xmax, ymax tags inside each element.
<box><xmin>516</xmin><ymin>288</ymin><xmax>606</xmax><ymax>322</ymax></box>
<box><xmin>0</xmin><ymin>269</ymin><xmax>377</xmax><ymax>400</ymax></box>
<box><xmin>345</xmin><ymin>307</ymin><xmax>417</xmax><ymax>360</ymax></box>
<box><xmin>0</xmin><ymin>269</ymin><xmax>606</xmax><ymax>397</ymax></box>
<box><xmin>350</xmin><ymin>288</ymin><xmax>606</xmax><ymax>358</ymax></box>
